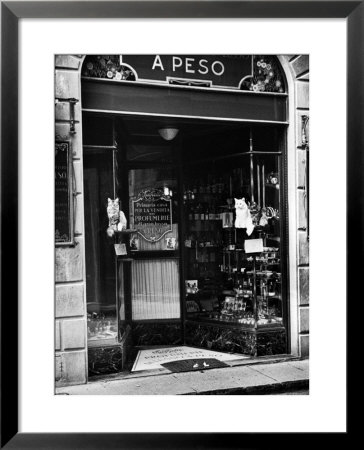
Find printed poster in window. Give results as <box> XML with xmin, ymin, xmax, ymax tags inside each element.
<box><xmin>131</xmin><ymin>188</ymin><xmax>172</xmax><ymax>242</ymax></box>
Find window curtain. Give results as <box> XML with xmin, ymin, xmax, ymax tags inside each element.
<box><xmin>132</xmin><ymin>259</ymin><xmax>180</xmax><ymax>320</ymax></box>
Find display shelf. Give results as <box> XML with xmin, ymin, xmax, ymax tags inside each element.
<box><xmin>87</xmin><ymin>337</ymin><xmax>119</xmax><ymax>348</ymax></box>
<box><xmin>182</xmin><ymin>157</ymin><xmax>283</xmax><ymax>336</ymax></box>
<box><xmin>185</xmin><ymin>245</ymin><xmax>220</xmax><ymax>249</ymax></box>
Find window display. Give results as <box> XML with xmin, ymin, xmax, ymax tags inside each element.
<box><xmin>183</xmin><ymin>128</ymin><xmax>284</xmax><ymax>330</ymax></box>
<box><xmin>84</xmin><ymin>149</ymin><xmax>119</xmax><ymax>344</ymax></box>
<box><xmin>83</xmin><ymin>113</ymin><xmax>287</xmax><ymax>356</ymax></box>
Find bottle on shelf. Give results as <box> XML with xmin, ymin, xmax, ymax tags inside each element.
<box><xmin>210</xmin><ymin>178</ymin><xmax>215</xmax><ymax>194</ymax></box>
<box><xmin>194</xmin><ymin>203</ymin><xmax>201</xmax><ymax>221</ymax></box>
<box><xmin>209</xmin><ymin>203</ymin><xmax>215</xmax><ymax>221</ymax></box>
<box><xmin>218</xmin><ymin>177</ymin><xmax>224</xmax><ymax>194</ymax></box>
<box><xmin>206</xmin><ymin>175</ymin><xmax>212</xmax><ymax>194</ymax></box>
<box><xmin>199</xmin><ymin>180</ymin><xmax>204</xmax><ymax>194</ymax></box>
<box><xmin>205</xmin><ymin>204</ymin><xmax>210</xmax><ymax>222</ymax></box>
<box><xmin>188</xmin><ymin>204</ymin><xmax>194</xmax><ymax>221</ymax></box>
<box><xmin>200</xmin><ymin>203</ymin><xmax>205</xmax><ymax>221</ymax></box>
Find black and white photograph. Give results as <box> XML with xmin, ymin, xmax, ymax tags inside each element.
<box><xmin>1</xmin><ymin>0</ymin><xmax>355</xmax><ymax>442</ymax></box>
<box><xmin>54</xmin><ymin>54</ymin><xmax>310</xmax><ymax>395</ymax></box>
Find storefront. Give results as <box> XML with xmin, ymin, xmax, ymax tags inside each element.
<box><xmin>55</xmin><ymin>54</ymin><xmax>309</xmax><ymax>386</ymax></box>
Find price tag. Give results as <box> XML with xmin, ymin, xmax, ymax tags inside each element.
<box><xmin>244</xmin><ymin>238</ymin><xmax>264</xmax><ymax>254</ymax></box>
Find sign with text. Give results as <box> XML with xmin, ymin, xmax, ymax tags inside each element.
<box><xmin>121</xmin><ymin>55</ymin><xmax>253</xmax><ymax>89</ymax></box>
<box><xmin>132</xmin><ymin>346</ymin><xmax>246</xmax><ymax>372</ymax></box>
<box><xmin>55</xmin><ymin>141</ymin><xmax>74</xmax><ymax>245</ymax></box>
<box><xmin>132</xmin><ymin>188</ymin><xmax>172</xmax><ymax>242</ymax></box>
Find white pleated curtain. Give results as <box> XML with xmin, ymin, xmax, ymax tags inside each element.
<box><xmin>131</xmin><ymin>259</ymin><xmax>180</xmax><ymax>320</ymax></box>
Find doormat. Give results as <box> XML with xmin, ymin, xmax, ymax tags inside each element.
<box><xmin>161</xmin><ymin>358</ymin><xmax>229</xmax><ymax>373</ymax></box>
<box><xmin>131</xmin><ymin>346</ymin><xmax>248</xmax><ymax>372</ymax></box>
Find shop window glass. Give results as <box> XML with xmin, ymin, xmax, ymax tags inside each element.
<box><xmin>84</xmin><ymin>151</ymin><xmax>118</xmax><ymax>344</ymax></box>
<box><xmin>82</xmin><ymin>115</ymin><xmax>114</xmax><ymax>146</ymax></box>
<box><xmin>126</xmin><ymin>144</ymin><xmax>175</xmax><ymax>163</ymax></box>
<box><xmin>183</xmin><ymin>143</ymin><xmax>283</xmax><ymax>329</ymax></box>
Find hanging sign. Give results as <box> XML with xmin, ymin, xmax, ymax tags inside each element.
<box><xmin>132</xmin><ymin>188</ymin><xmax>172</xmax><ymax>242</ymax></box>
<box><xmin>55</xmin><ymin>141</ymin><xmax>74</xmax><ymax>245</ymax></box>
<box><xmin>120</xmin><ymin>55</ymin><xmax>253</xmax><ymax>90</ymax></box>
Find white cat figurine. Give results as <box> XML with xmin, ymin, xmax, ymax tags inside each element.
<box><xmin>106</xmin><ymin>198</ymin><xmax>127</xmax><ymax>237</ymax></box>
<box><xmin>234</xmin><ymin>198</ymin><xmax>254</xmax><ymax>236</ymax></box>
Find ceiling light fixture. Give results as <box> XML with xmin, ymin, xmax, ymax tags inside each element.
<box><xmin>158</xmin><ymin>127</ymin><xmax>179</xmax><ymax>141</ymax></box>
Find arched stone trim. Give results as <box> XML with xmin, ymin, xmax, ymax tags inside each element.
<box><xmin>278</xmin><ymin>55</ymin><xmax>310</xmax><ymax>357</ymax></box>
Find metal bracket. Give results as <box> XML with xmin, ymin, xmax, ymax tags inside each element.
<box><xmin>301</xmin><ymin>115</ymin><xmax>309</xmax><ymax>149</ymax></box>
<box><xmin>301</xmin><ymin>115</ymin><xmax>310</xmax><ymax>241</ymax></box>
<box><xmin>55</xmin><ymin>97</ymin><xmax>79</xmax><ymax>134</ymax></box>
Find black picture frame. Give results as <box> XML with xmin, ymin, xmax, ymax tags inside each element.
<box><xmin>1</xmin><ymin>1</ymin><xmax>357</xmax><ymax>448</ymax></box>
<box><xmin>55</xmin><ymin>140</ymin><xmax>75</xmax><ymax>247</ymax></box>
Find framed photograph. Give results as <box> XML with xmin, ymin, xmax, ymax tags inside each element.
<box><xmin>1</xmin><ymin>0</ymin><xmax>357</xmax><ymax>447</ymax></box>
<box><xmin>186</xmin><ymin>279</ymin><xmax>199</xmax><ymax>294</ymax></box>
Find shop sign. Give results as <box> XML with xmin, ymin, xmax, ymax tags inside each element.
<box><xmin>132</xmin><ymin>188</ymin><xmax>172</xmax><ymax>242</ymax></box>
<box><xmin>120</xmin><ymin>55</ymin><xmax>253</xmax><ymax>89</ymax></box>
<box><xmin>55</xmin><ymin>141</ymin><xmax>74</xmax><ymax>245</ymax></box>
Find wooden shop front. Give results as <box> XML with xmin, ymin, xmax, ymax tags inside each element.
<box><xmin>81</xmin><ymin>55</ymin><xmax>290</xmax><ymax>376</ymax></box>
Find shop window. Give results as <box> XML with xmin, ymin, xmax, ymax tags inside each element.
<box><xmin>126</xmin><ymin>144</ymin><xmax>175</xmax><ymax>163</ymax></box>
<box><xmin>84</xmin><ymin>151</ymin><xmax>119</xmax><ymax>344</ymax></box>
<box><xmin>183</xmin><ymin>129</ymin><xmax>284</xmax><ymax>329</ymax></box>
<box><xmin>82</xmin><ymin>115</ymin><xmax>114</xmax><ymax>147</ymax></box>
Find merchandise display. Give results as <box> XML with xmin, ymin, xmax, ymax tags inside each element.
<box><xmin>87</xmin><ymin>311</ymin><xmax>118</xmax><ymax>341</ymax></box>
<box><xmin>183</xmin><ymin>151</ymin><xmax>284</xmax><ymax>330</ymax></box>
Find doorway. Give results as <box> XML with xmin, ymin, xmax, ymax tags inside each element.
<box><xmin>83</xmin><ymin>113</ymin><xmax>288</xmax><ymax>376</ymax></box>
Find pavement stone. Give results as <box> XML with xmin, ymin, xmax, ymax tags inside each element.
<box><xmin>249</xmin><ymin>360</ymin><xmax>308</xmax><ymax>383</ymax></box>
<box><xmin>171</xmin><ymin>366</ymin><xmax>269</xmax><ymax>394</ymax></box>
<box><xmin>56</xmin><ymin>359</ymin><xmax>309</xmax><ymax>396</ymax></box>
<box><xmin>286</xmin><ymin>360</ymin><xmax>309</xmax><ymax>373</ymax></box>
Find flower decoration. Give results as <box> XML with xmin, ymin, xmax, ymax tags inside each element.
<box><xmin>241</xmin><ymin>55</ymin><xmax>285</xmax><ymax>93</ymax></box>
<box><xmin>82</xmin><ymin>55</ymin><xmax>136</xmax><ymax>81</ymax></box>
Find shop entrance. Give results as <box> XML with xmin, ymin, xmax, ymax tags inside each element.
<box><xmin>83</xmin><ymin>113</ymin><xmax>288</xmax><ymax>376</ymax></box>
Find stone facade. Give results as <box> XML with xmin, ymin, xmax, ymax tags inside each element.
<box><xmin>55</xmin><ymin>55</ymin><xmax>87</xmax><ymax>386</ymax></box>
<box><xmin>288</xmin><ymin>55</ymin><xmax>310</xmax><ymax>357</ymax></box>
<box><xmin>54</xmin><ymin>55</ymin><xmax>309</xmax><ymax>386</ymax></box>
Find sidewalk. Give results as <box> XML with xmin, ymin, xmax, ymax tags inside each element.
<box><xmin>56</xmin><ymin>358</ymin><xmax>309</xmax><ymax>395</ymax></box>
